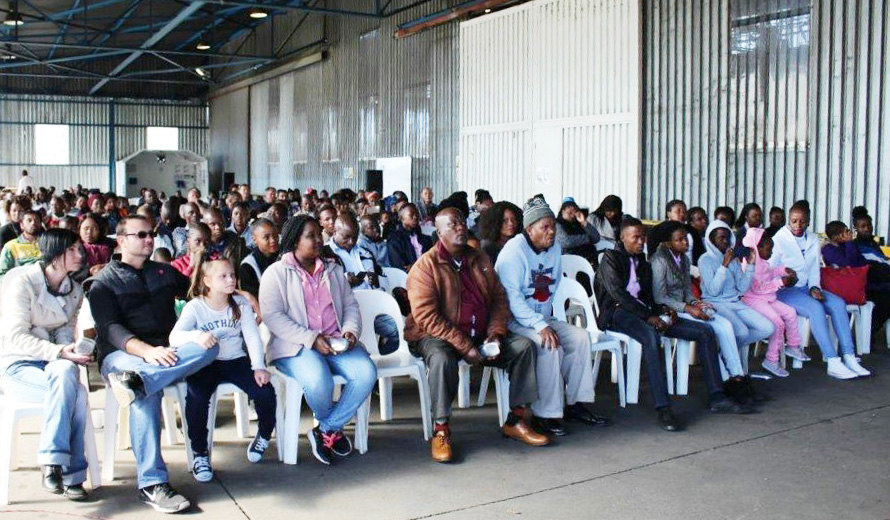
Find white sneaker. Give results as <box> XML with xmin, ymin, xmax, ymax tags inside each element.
<box><xmin>826</xmin><ymin>358</ymin><xmax>859</xmax><ymax>380</ymax></box>
<box><xmin>843</xmin><ymin>354</ymin><xmax>871</xmax><ymax>377</ymax></box>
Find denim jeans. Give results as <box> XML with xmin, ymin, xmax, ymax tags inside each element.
<box><xmin>273</xmin><ymin>346</ymin><xmax>377</xmax><ymax>433</ymax></box>
<box><xmin>777</xmin><ymin>286</ymin><xmax>855</xmax><ymax>358</ymax></box>
<box><xmin>707</xmin><ymin>300</ymin><xmax>775</xmax><ymax>359</ymax></box>
<box><xmin>101</xmin><ymin>342</ymin><xmax>218</xmax><ymax>489</ymax></box>
<box><xmin>679</xmin><ymin>312</ymin><xmax>746</xmax><ymax>379</ymax></box>
<box><xmin>374</xmin><ymin>315</ymin><xmax>400</xmax><ymax>355</ymax></box>
<box><xmin>1</xmin><ymin>359</ymin><xmax>88</xmax><ymax>486</ymax></box>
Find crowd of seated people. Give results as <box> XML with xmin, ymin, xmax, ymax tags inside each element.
<box><xmin>0</xmin><ymin>174</ymin><xmax>885</xmax><ymax>514</ymax></box>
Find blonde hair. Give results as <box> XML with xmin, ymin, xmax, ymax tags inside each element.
<box><xmin>187</xmin><ymin>251</ymin><xmax>241</xmax><ymax>321</ymax></box>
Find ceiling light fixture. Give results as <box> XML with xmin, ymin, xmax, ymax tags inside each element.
<box><xmin>196</xmin><ymin>39</ymin><xmax>210</xmax><ymax>51</ymax></box>
<box><xmin>248</xmin><ymin>7</ymin><xmax>267</xmax><ymax>19</ymax></box>
<box><xmin>195</xmin><ymin>67</ymin><xmax>207</xmax><ymax>77</ymax></box>
<box><xmin>3</xmin><ymin>2</ymin><xmax>24</xmax><ymax>26</ymax></box>
<box><xmin>484</xmin><ymin>8</ymin><xmax>491</xmax><ymax>13</ymax></box>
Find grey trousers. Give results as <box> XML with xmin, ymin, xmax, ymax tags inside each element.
<box><xmin>510</xmin><ymin>319</ymin><xmax>595</xmax><ymax>419</ymax></box>
<box><xmin>409</xmin><ymin>333</ymin><xmax>538</xmax><ymax>421</ymax></box>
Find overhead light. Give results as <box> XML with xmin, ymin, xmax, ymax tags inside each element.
<box><xmin>3</xmin><ymin>9</ymin><xmax>24</xmax><ymax>26</ymax></box>
<box><xmin>196</xmin><ymin>39</ymin><xmax>210</xmax><ymax>50</ymax></box>
<box><xmin>195</xmin><ymin>67</ymin><xmax>207</xmax><ymax>77</ymax></box>
<box><xmin>248</xmin><ymin>7</ymin><xmax>267</xmax><ymax>19</ymax></box>
<box><xmin>484</xmin><ymin>8</ymin><xmax>491</xmax><ymax>13</ymax></box>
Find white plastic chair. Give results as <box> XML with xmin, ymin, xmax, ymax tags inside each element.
<box><xmin>552</xmin><ymin>277</ymin><xmax>626</xmax><ymax>407</ymax></box>
<box><xmin>102</xmin><ymin>382</ymin><xmax>188</xmax><ymax>482</ymax></box>
<box><xmin>561</xmin><ymin>254</ymin><xmax>596</xmax><ymax>294</ymax></box>
<box><xmin>458</xmin><ymin>361</ymin><xmax>511</xmax><ymax>426</ymax></box>
<box><xmin>353</xmin><ymin>290</ymin><xmax>432</xmax><ymax>441</ymax></box>
<box><xmin>380</xmin><ymin>267</ymin><xmax>408</xmax><ymax>295</ymax></box>
<box><xmin>0</xmin><ymin>386</ymin><xmax>102</xmax><ymax>505</ymax></box>
<box><xmin>277</xmin><ymin>370</ymin><xmax>370</xmax><ymax>465</ymax></box>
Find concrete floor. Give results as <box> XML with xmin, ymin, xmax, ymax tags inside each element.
<box><xmin>3</xmin><ymin>346</ymin><xmax>890</xmax><ymax>520</ymax></box>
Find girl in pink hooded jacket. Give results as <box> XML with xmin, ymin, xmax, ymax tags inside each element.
<box><xmin>741</xmin><ymin>227</ymin><xmax>805</xmax><ymax>377</ymax></box>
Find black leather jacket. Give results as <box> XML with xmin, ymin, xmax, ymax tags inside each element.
<box><xmin>593</xmin><ymin>245</ymin><xmax>661</xmax><ymax>329</ymax></box>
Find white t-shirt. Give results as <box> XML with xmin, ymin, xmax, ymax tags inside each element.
<box><xmin>169</xmin><ymin>295</ymin><xmax>265</xmax><ymax>370</ymax></box>
<box><xmin>16</xmin><ymin>175</ymin><xmax>35</xmax><ymax>195</ymax></box>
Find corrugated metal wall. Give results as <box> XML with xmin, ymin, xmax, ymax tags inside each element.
<box><xmin>643</xmin><ymin>0</ymin><xmax>890</xmax><ymax>237</ymax></box>
<box><xmin>459</xmin><ymin>0</ymin><xmax>641</xmax><ymax>214</ymax></box>
<box><xmin>208</xmin><ymin>0</ymin><xmax>459</xmax><ymax>200</ymax></box>
<box><xmin>0</xmin><ymin>94</ymin><xmax>208</xmax><ymax>191</ymax></box>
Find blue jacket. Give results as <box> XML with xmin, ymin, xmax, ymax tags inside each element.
<box><xmin>386</xmin><ymin>225</ymin><xmax>432</xmax><ymax>270</ymax></box>
<box><xmin>698</xmin><ymin>220</ymin><xmax>754</xmax><ymax>303</ymax></box>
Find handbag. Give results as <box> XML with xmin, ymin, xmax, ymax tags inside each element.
<box><xmin>820</xmin><ymin>265</ymin><xmax>869</xmax><ymax>305</ymax></box>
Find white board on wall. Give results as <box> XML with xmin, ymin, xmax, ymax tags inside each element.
<box><xmin>375</xmin><ymin>156</ymin><xmax>412</xmax><ymax>197</ymax></box>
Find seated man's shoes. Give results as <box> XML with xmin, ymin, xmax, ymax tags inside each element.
<box><xmin>502</xmin><ymin>412</ymin><xmax>549</xmax><ymax>446</ymax></box>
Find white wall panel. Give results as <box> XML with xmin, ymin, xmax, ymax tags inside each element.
<box><xmin>459</xmin><ymin>0</ymin><xmax>641</xmax><ymax>214</ymax></box>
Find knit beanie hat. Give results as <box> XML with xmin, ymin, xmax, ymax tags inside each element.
<box><xmin>523</xmin><ymin>194</ymin><xmax>555</xmax><ymax>229</ymax></box>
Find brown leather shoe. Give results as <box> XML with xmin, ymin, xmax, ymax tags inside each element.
<box><xmin>503</xmin><ymin>420</ymin><xmax>550</xmax><ymax>447</ymax></box>
<box><xmin>430</xmin><ymin>430</ymin><xmax>453</xmax><ymax>463</ymax></box>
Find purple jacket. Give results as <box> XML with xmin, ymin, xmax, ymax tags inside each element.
<box><xmin>821</xmin><ymin>241</ymin><xmax>867</xmax><ymax>269</ymax></box>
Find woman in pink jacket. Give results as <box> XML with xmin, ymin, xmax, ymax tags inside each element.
<box><xmin>740</xmin><ymin>227</ymin><xmax>805</xmax><ymax>377</ymax></box>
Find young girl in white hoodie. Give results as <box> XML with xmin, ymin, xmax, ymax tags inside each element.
<box><xmin>170</xmin><ymin>254</ymin><xmax>276</xmax><ymax>482</ymax></box>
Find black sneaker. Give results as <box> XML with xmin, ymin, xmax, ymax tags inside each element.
<box><xmin>42</xmin><ymin>465</ymin><xmax>63</xmax><ymax>494</ymax></box>
<box><xmin>247</xmin><ymin>434</ymin><xmax>270</xmax><ymax>463</ymax></box>
<box><xmin>709</xmin><ymin>396</ymin><xmax>756</xmax><ymax>415</ymax></box>
<box><xmin>63</xmin><ymin>484</ymin><xmax>89</xmax><ymax>501</ymax></box>
<box><xmin>564</xmin><ymin>403</ymin><xmax>613</xmax><ymax>426</ymax></box>
<box><xmin>107</xmin><ymin>371</ymin><xmax>144</xmax><ymax>407</ymax></box>
<box><xmin>323</xmin><ymin>430</ymin><xmax>353</xmax><ymax>457</ymax></box>
<box><xmin>307</xmin><ymin>427</ymin><xmax>332</xmax><ymax>465</ymax></box>
<box><xmin>138</xmin><ymin>482</ymin><xmax>191</xmax><ymax>514</ymax></box>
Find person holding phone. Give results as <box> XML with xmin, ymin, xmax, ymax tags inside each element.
<box><xmin>697</xmin><ymin>219</ymin><xmax>775</xmax><ymax>376</ymax></box>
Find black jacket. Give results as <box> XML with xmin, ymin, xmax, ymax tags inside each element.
<box><xmin>594</xmin><ymin>245</ymin><xmax>661</xmax><ymax>329</ymax></box>
<box><xmin>386</xmin><ymin>225</ymin><xmax>432</xmax><ymax>270</ymax></box>
<box><xmin>88</xmin><ymin>259</ymin><xmax>189</xmax><ymax>364</ymax></box>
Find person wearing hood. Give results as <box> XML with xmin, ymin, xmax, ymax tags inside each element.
<box><xmin>741</xmin><ymin>227</ymin><xmax>806</xmax><ymax>378</ymax></box>
<box><xmin>650</xmin><ymin>221</ymin><xmax>761</xmax><ymax>403</ymax></box>
<box><xmin>259</xmin><ymin>214</ymin><xmax>377</xmax><ymax>466</ymax></box>
<box><xmin>595</xmin><ymin>217</ymin><xmax>753</xmax><ymax>433</ymax></box>
<box><xmin>770</xmin><ymin>200</ymin><xmax>870</xmax><ymax>379</ymax></box>
<box><xmin>555</xmin><ymin>197</ymin><xmax>601</xmax><ymax>266</ymax></box>
<box><xmin>698</xmin><ymin>218</ymin><xmax>775</xmax><ymax>377</ymax></box>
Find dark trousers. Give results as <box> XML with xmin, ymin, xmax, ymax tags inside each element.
<box><xmin>609</xmin><ymin>308</ymin><xmax>724</xmax><ymax>409</ymax></box>
<box><xmin>409</xmin><ymin>333</ymin><xmax>537</xmax><ymax>420</ymax></box>
<box><xmin>185</xmin><ymin>357</ymin><xmax>277</xmax><ymax>455</ymax></box>
<box><xmin>867</xmin><ymin>282</ymin><xmax>890</xmax><ymax>334</ymax></box>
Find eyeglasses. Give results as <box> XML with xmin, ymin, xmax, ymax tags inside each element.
<box><xmin>123</xmin><ymin>230</ymin><xmax>157</xmax><ymax>239</ymax></box>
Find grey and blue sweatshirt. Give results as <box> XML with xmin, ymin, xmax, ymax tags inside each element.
<box><xmin>494</xmin><ymin>233</ymin><xmax>563</xmax><ymax>333</ymax></box>
<box><xmin>698</xmin><ymin>220</ymin><xmax>754</xmax><ymax>303</ymax></box>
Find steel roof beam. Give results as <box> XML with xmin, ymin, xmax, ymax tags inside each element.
<box><xmin>0</xmin><ymin>49</ymin><xmax>130</xmax><ymax>69</ymax></box>
<box><xmin>1</xmin><ymin>39</ymin><xmax>268</xmax><ymax>59</ymax></box>
<box><xmin>46</xmin><ymin>0</ymin><xmax>82</xmax><ymax>60</ymax></box>
<box><xmin>198</xmin><ymin>1</ymin><xmax>380</xmax><ymax>19</ymax></box>
<box><xmin>89</xmin><ymin>1</ymin><xmax>208</xmax><ymax>94</ymax></box>
<box><xmin>0</xmin><ymin>71</ymin><xmax>209</xmax><ymax>85</ymax></box>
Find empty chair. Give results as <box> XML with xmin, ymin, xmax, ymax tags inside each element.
<box><xmin>381</xmin><ymin>267</ymin><xmax>408</xmax><ymax>294</ymax></box>
<box><xmin>353</xmin><ymin>289</ymin><xmax>432</xmax><ymax>440</ymax></box>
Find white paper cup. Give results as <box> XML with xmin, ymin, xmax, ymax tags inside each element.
<box><xmin>74</xmin><ymin>337</ymin><xmax>96</xmax><ymax>356</ymax></box>
<box><xmin>330</xmin><ymin>338</ymin><xmax>349</xmax><ymax>353</ymax></box>
<box><xmin>479</xmin><ymin>341</ymin><xmax>501</xmax><ymax>358</ymax></box>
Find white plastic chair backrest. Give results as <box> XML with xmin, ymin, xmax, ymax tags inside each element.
<box><xmin>381</xmin><ymin>267</ymin><xmax>408</xmax><ymax>293</ymax></box>
<box><xmin>352</xmin><ymin>289</ymin><xmax>407</xmax><ymax>357</ymax></box>
<box><xmin>561</xmin><ymin>254</ymin><xmax>595</xmax><ymax>293</ymax></box>
<box><xmin>552</xmin><ymin>277</ymin><xmax>605</xmax><ymax>336</ymax></box>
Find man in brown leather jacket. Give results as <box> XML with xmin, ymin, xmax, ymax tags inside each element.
<box><xmin>405</xmin><ymin>208</ymin><xmax>549</xmax><ymax>462</ymax></box>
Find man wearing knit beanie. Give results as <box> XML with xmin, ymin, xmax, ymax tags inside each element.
<box><xmin>494</xmin><ymin>195</ymin><xmax>610</xmax><ymax>437</ymax></box>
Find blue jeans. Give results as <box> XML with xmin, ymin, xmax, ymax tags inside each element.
<box><xmin>101</xmin><ymin>343</ymin><xmax>218</xmax><ymax>489</ymax></box>
<box><xmin>374</xmin><ymin>315</ymin><xmax>400</xmax><ymax>355</ymax></box>
<box><xmin>708</xmin><ymin>300</ymin><xmax>775</xmax><ymax>367</ymax></box>
<box><xmin>679</xmin><ymin>312</ymin><xmax>744</xmax><ymax>379</ymax></box>
<box><xmin>1</xmin><ymin>360</ymin><xmax>88</xmax><ymax>486</ymax></box>
<box><xmin>273</xmin><ymin>346</ymin><xmax>377</xmax><ymax>432</ymax></box>
<box><xmin>777</xmin><ymin>286</ymin><xmax>854</xmax><ymax>358</ymax></box>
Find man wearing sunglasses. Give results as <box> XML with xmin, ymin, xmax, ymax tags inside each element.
<box><xmin>88</xmin><ymin>215</ymin><xmax>217</xmax><ymax>513</ymax></box>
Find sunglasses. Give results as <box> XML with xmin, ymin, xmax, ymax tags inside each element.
<box><xmin>123</xmin><ymin>230</ymin><xmax>157</xmax><ymax>239</ymax></box>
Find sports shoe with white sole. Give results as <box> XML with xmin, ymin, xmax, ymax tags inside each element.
<box><xmin>826</xmin><ymin>358</ymin><xmax>858</xmax><ymax>380</ymax></box>
<box><xmin>843</xmin><ymin>354</ymin><xmax>871</xmax><ymax>377</ymax></box>
<box><xmin>784</xmin><ymin>346</ymin><xmax>811</xmax><ymax>362</ymax></box>
<box><xmin>138</xmin><ymin>482</ymin><xmax>190</xmax><ymax>513</ymax></box>
<box><xmin>191</xmin><ymin>455</ymin><xmax>213</xmax><ymax>482</ymax></box>
<box><xmin>762</xmin><ymin>359</ymin><xmax>789</xmax><ymax>378</ymax></box>
<box><xmin>107</xmin><ymin>371</ymin><xmax>143</xmax><ymax>407</ymax></box>
<box><xmin>247</xmin><ymin>434</ymin><xmax>270</xmax><ymax>463</ymax></box>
